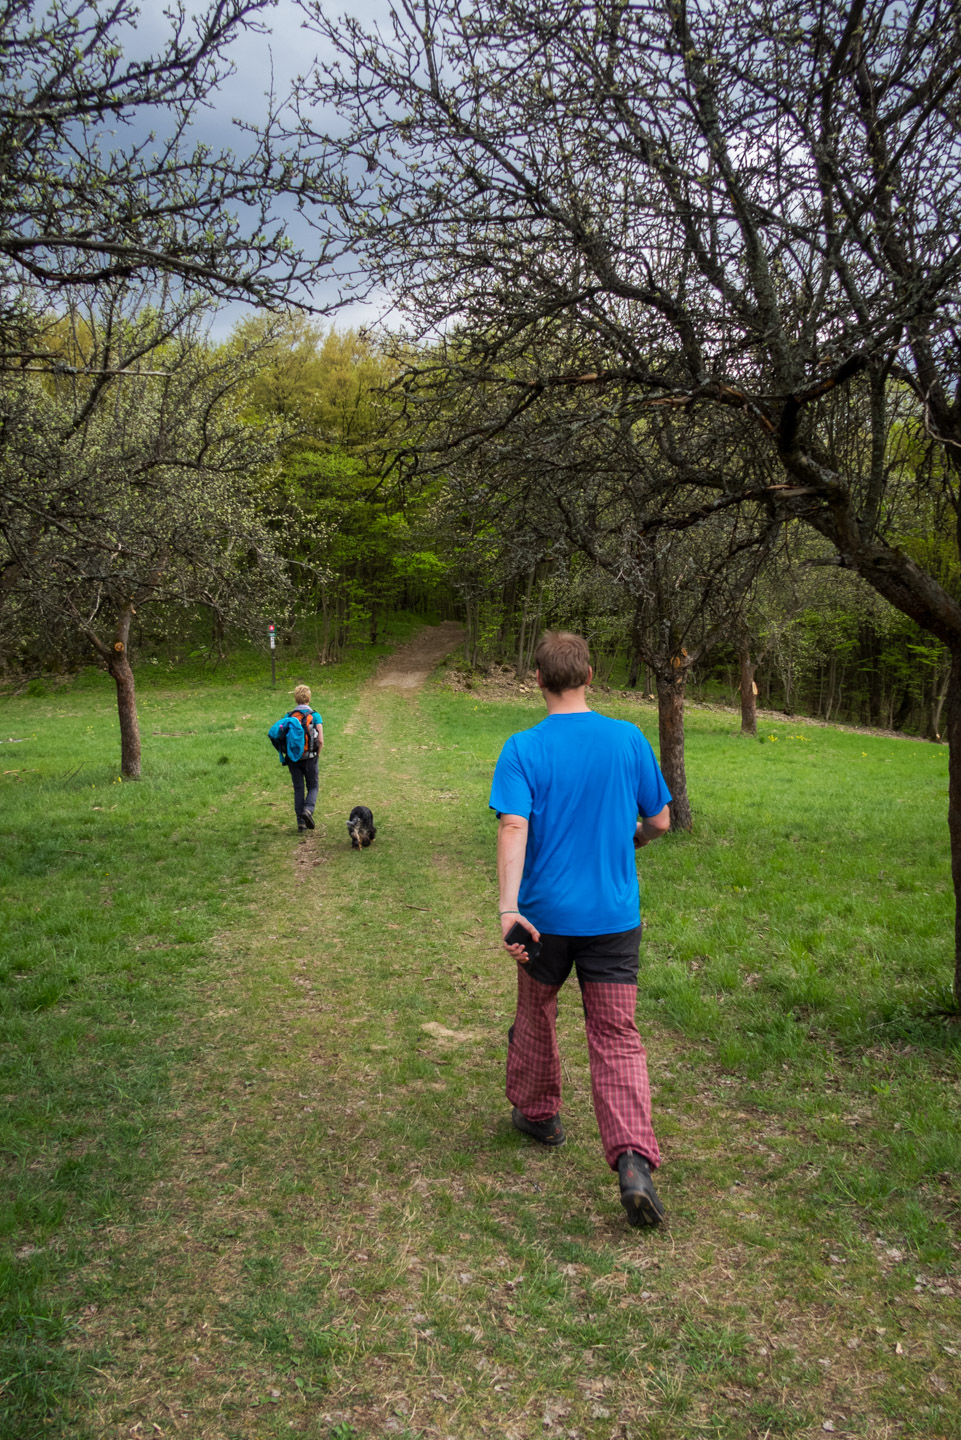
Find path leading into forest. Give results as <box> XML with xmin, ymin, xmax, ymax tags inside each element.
<box><xmin>374</xmin><ymin>620</ymin><xmax>465</xmax><ymax>690</ymax></box>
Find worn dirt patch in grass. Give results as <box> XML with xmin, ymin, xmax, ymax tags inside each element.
<box><xmin>375</xmin><ymin>622</ymin><xmax>465</xmax><ymax>691</ymax></box>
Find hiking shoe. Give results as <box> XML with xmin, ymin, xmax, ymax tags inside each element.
<box><xmin>617</xmin><ymin>1150</ymin><xmax>665</xmax><ymax>1227</ymax></box>
<box><xmin>297</xmin><ymin>819</ymin><xmax>306</xmax><ymax>832</ymax></box>
<box><xmin>302</xmin><ymin>809</ymin><xmax>315</xmax><ymax>830</ymax></box>
<box><xmin>511</xmin><ymin>1106</ymin><xmax>566</xmax><ymax>1147</ymax></box>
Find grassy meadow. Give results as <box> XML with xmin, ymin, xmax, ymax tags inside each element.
<box><xmin>0</xmin><ymin>631</ymin><xmax>958</xmax><ymax>1440</ymax></box>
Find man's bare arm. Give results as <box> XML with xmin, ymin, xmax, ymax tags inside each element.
<box><xmin>634</xmin><ymin>804</ymin><xmax>671</xmax><ymax>848</ymax></box>
<box><xmin>497</xmin><ymin>813</ymin><xmax>540</xmax><ymax>960</ymax></box>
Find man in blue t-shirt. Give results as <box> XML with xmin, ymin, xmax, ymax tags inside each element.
<box><xmin>489</xmin><ymin>631</ymin><xmax>671</xmax><ymax>1227</ymax></box>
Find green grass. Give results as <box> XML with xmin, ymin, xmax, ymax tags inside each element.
<box><xmin>0</xmin><ymin>638</ymin><xmax>958</xmax><ymax>1439</ymax></box>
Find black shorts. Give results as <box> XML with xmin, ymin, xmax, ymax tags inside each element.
<box><xmin>524</xmin><ymin>926</ymin><xmax>642</xmax><ymax>987</ymax></box>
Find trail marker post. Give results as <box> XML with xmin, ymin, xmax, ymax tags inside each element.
<box><xmin>268</xmin><ymin>623</ymin><xmax>276</xmax><ymax>687</ymax></box>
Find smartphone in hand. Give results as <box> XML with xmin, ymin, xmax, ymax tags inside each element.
<box><xmin>504</xmin><ymin>920</ymin><xmax>542</xmax><ymax>960</ymax></box>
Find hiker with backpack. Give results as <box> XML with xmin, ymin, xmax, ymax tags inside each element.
<box><xmin>268</xmin><ymin>683</ymin><xmax>324</xmax><ymax>832</ymax></box>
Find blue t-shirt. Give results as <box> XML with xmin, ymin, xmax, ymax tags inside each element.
<box><xmin>489</xmin><ymin>711</ymin><xmax>672</xmax><ymax>936</ymax></box>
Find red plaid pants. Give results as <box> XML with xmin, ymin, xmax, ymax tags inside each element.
<box><xmin>506</xmin><ymin>939</ymin><xmax>660</xmax><ymax>1170</ymax></box>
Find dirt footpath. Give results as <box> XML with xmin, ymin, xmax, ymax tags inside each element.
<box><xmin>375</xmin><ymin>620</ymin><xmax>465</xmax><ymax>689</ymax></box>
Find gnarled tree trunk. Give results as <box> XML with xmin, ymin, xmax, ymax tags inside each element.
<box><xmin>656</xmin><ymin>670</ymin><xmax>692</xmax><ymax>832</ymax></box>
<box><xmin>87</xmin><ymin>601</ymin><xmax>142</xmax><ymax>778</ymax></box>
<box><xmin>931</xmin><ymin>662</ymin><xmax>950</xmax><ymax>742</ymax></box>
<box><xmin>109</xmin><ymin>650</ymin><xmax>141</xmax><ymax>778</ymax></box>
<box><xmin>109</xmin><ymin>605</ymin><xmax>141</xmax><ymax>779</ymax></box>
<box><xmin>738</xmin><ymin>641</ymin><xmax>758</xmax><ymax>738</ymax></box>
<box><xmin>516</xmin><ymin>567</ymin><xmax>534</xmax><ymax>679</ymax></box>
<box><xmin>627</xmin><ymin>602</ymin><xmax>644</xmax><ymax>689</ymax></box>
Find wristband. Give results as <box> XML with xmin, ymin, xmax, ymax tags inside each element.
<box><xmin>499</xmin><ymin>909</ymin><xmax>520</xmax><ymax>915</ymax></box>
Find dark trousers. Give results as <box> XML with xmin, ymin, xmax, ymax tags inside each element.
<box><xmin>288</xmin><ymin>756</ymin><xmax>319</xmax><ymax>819</ymax></box>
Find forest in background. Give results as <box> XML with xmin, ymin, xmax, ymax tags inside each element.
<box><xmin>2</xmin><ymin>313</ymin><xmax>949</xmax><ymax>745</ymax></box>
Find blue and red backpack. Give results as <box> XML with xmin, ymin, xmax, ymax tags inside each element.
<box><xmin>268</xmin><ymin>706</ymin><xmax>321</xmax><ymax>764</ymax></box>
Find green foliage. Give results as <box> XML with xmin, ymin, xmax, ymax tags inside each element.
<box><xmin>6</xmin><ymin>297</ymin><xmax>951</xmax><ymax>743</ymax></box>
<box><xmin>0</xmin><ymin>296</ymin><xmax>298</xmax><ymax>679</ymax></box>
<box><xmin>237</xmin><ymin>319</ymin><xmax>453</xmax><ymax>659</ymax></box>
<box><xmin>234</xmin><ymin>315</ymin><xmax>397</xmax><ymax>445</ymax></box>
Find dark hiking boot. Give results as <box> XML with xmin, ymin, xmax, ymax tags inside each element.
<box><xmin>511</xmin><ymin>1106</ymin><xmax>566</xmax><ymax>1147</ymax></box>
<box><xmin>617</xmin><ymin>1150</ymin><xmax>665</xmax><ymax>1227</ymax></box>
<box><xmin>297</xmin><ymin>818</ymin><xmax>306</xmax><ymax>833</ymax></box>
<box><xmin>302</xmin><ymin>809</ymin><xmax>315</xmax><ymax>830</ymax></box>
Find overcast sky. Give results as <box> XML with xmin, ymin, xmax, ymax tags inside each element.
<box><xmin>136</xmin><ymin>0</ymin><xmax>393</xmax><ymax>337</ymax></box>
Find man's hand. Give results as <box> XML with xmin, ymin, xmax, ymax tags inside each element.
<box><xmin>500</xmin><ymin>912</ymin><xmax>541</xmax><ymax>964</ymax></box>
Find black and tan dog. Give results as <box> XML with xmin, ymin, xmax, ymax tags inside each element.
<box><xmin>346</xmin><ymin>805</ymin><xmax>377</xmax><ymax>849</ymax></box>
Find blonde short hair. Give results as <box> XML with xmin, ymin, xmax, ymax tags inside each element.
<box><xmin>293</xmin><ymin>683</ymin><xmax>312</xmax><ymax>705</ymax></box>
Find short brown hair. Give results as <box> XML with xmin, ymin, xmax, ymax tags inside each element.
<box><xmin>534</xmin><ymin>631</ymin><xmax>591</xmax><ymax>693</ymax></box>
<box><xmin>293</xmin><ymin>683</ymin><xmax>312</xmax><ymax>705</ymax></box>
